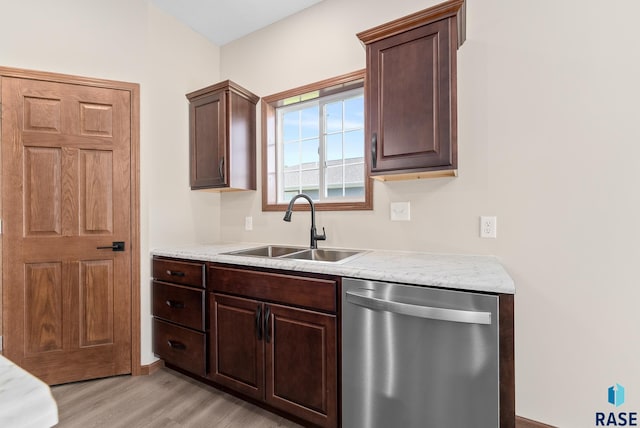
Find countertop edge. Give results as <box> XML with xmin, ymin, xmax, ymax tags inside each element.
<box><xmin>151</xmin><ymin>243</ymin><xmax>516</xmax><ymax>295</ymax></box>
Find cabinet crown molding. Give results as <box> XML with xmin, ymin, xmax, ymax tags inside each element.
<box><xmin>186</xmin><ymin>80</ymin><xmax>259</xmax><ymax>104</ymax></box>
<box><xmin>357</xmin><ymin>0</ymin><xmax>466</xmax><ymax>47</ymax></box>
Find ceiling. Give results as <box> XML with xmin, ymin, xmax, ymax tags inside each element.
<box><xmin>152</xmin><ymin>0</ymin><xmax>324</xmax><ymax>46</ymax></box>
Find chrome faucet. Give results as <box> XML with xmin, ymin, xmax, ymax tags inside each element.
<box><xmin>283</xmin><ymin>193</ymin><xmax>326</xmax><ymax>249</ymax></box>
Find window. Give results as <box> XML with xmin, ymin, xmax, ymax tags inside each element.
<box><xmin>262</xmin><ymin>70</ymin><xmax>372</xmax><ymax>211</ymax></box>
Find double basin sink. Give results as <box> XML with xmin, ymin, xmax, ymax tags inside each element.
<box><xmin>223</xmin><ymin>245</ymin><xmax>364</xmax><ymax>263</ymax></box>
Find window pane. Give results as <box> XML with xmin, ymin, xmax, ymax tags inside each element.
<box><xmin>300</xmin><ymin>106</ymin><xmax>319</xmax><ymax>139</ymax></box>
<box><xmin>325</xmin><ymin>165</ymin><xmax>343</xmax><ymax>189</ymax></box>
<box><xmin>300</xmin><ymin>168</ymin><xmax>319</xmax><ymax>199</ymax></box>
<box><xmin>282</xmin><ymin>111</ymin><xmax>299</xmax><ymax>142</ymax></box>
<box><xmin>301</xmin><ymin>138</ymin><xmax>319</xmax><ymax>164</ymax></box>
<box><xmin>325</xmin><ymin>102</ymin><xmax>343</xmax><ymax>133</ymax></box>
<box><xmin>284</xmin><ymin>189</ymin><xmax>299</xmax><ymax>200</ymax></box>
<box><xmin>326</xmin><ymin>133</ymin><xmax>342</xmax><ymax>162</ymax></box>
<box><xmin>344</xmin><ymin>96</ymin><xmax>364</xmax><ymax>130</ymax></box>
<box><xmin>344</xmin><ymin>129</ymin><xmax>364</xmax><ymax>159</ymax></box>
<box><xmin>284</xmin><ymin>170</ymin><xmax>300</xmax><ymax>190</ymax></box>
<box><xmin>301</xmin><ymin>189</ymin><xmax>319</xmax><ymax>200</ymax></box>
<box><xmin>345</xmin><ymin>185</ymin><xmax>365</xmax><ymax>197</ymax></box>
<box><xmin>283</xmin><ymin>141</ymin><xmax>299</xmax><ymax>167</ymax></box>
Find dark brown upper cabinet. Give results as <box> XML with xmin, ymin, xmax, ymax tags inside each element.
<box><xmin>186</xmin><ymin>81</ymin><xmax>259</xmax><ymax>190</ymax></box>
<box><xmin>358</xmin><ymin>0</ymin><xmax>466</xmax><ymax>181</ymax></box>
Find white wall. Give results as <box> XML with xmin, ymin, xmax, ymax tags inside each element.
<box><xmin>0</xmin><ymin>0</ymin><xmax>221</xmax><ymax>365</ymax></box>
<box><xmin>220</xmin><ymin>0</ymin><xmax>640</xmax><ymax>426</ymax></box>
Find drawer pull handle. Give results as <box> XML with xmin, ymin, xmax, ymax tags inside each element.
<box><xmin>167</xmin><ymin>340</ymin><xmax>186</xmax><ymax>350</ymax></box>
<box><xmin>165</xmin><ymin>300</ymin><xmax>185</xmax><ymax>309</ymax></box>
<box><xmin>166</xmin><ymin>270</ymin><xmax>185</xmax><ymax>277</ymax></box>
<box><xmin>264</xmin><ymin>305</ymin><xmax>272</xmax><ymax>343</ymax></box>
<box><xmin>371</xmin><ymin>133</ymin><xmax>378</xmax><ymax>169</ymax></box>
<box><xmin>255</xmin><ymin>305</ymin><xmax>262</xmax><ymax>341</ymax></box>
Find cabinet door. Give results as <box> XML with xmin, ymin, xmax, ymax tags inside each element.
<box><xmin>209</xmin><ymin>293</ymin><xmax>264</xmax><ymax>400</ymax></box>
<box><xmin>264</xmin><ymin>304</ymin><xmax>337</xmax><ymax>428</ymax></box>
<box><xmin>189</xmin><ymin>90</ymin><xmax>227</xmax><ymax>189</ymax></box>
<box><xmin>367</xmin><ymin>18</ymin><xmax>455</xmax><ymax>174</ymax></box>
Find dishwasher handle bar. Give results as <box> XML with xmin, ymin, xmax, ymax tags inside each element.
<box><xmin>346</xmin><ymin>289</ymin><xmax>492</xmax><ymax>325</ymax></box>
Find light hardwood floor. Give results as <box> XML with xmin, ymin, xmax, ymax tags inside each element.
<box><xmin>51</xmin><ymin>368</ymin><xmax>302</xmax><ymax>428</ymax></box>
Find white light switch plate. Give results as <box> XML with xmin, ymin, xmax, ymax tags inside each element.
<box><xmin>390</xmin><ymin>202</ymin><xmax>411</xmax><ymax>221</ymax></box>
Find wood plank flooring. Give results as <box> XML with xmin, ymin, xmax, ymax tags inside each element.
<box><xmin>51</xmin><ymin>368</ymin><xmax>302</xmax><ymax>428</ymax></box>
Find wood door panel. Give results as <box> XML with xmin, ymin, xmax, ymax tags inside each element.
<box><xmin>80</xmin><ymin>150</ymin><xmax>113</xmax><ymax>234</ymax></box>
<box><xmin>25</xmin><ymin>262</ymin><xmax>63</xmax><ymax>354</ymax></box>
<box><xmin>23</xmin><ymin>96</ymin><xmax>62</xmax><ymax>132</ymax></box>
<box><xmin>190</xmin><ymin>91</ymin><xmax>226</xmax><ymax>188</ymax></box>
<box><xmin>24</xmin><ymin>147</ymin><xmax>62</xmax><ymax>236</ymax></box>
<box><xmin>80</xmin><ymin>260</ymin><xmax>114</xmax><ymax>347</ymax></box>
<box><xmin>272</xmin><ymin>315</ymin><xmax>326</xmax><ymax>411</ymax></box>
<box><xmin>2</xmin><ymin>75</ymin><xmax>133</xmax><ymax>385</ymax></box>
<box><xmin>265</xmin><ymin>304</ymin><xmax>337</xmax><ymax>427</ymax></box>
<box><xmin>380</xmin><ymin>34</ymin><xmax>439</xmax><ymax>158</ymax></box>
<box><xmin>80</xmin><ymin>102</ymin><xmax>113</xmax><ymax>137</ymax></box>
<box><xmin>209</xmin><ymin>293</ymin><xmax>264</xmax><ymax>400</ymax></box>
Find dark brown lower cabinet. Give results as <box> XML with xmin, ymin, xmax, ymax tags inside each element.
<box><xmin>209</xmin><ymin>277</ymin><xmax>338</xmax><ymax>428</ymax></box>
<box><xmin>207</xmin><ymin>264</ymin><xmax>340</xmax><ymax>427</ymax></box>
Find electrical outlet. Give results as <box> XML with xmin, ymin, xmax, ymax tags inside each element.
<box><xmin>245</xmin><ymin>216</ymin><xmax>253</xmax><ymax>231</ymax></box>
<box><xmin>480</xmin><ymin>216</ymin><xmax>497</xmax><ymax>238</ymax></box>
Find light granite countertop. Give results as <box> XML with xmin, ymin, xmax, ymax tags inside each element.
<box><xmin>0</xmin><ymin>355</ymin><xmax>58</xmax><ymax>427</ymax></box>
<box><xmin>152</xmin><ymin>242</ymin><xmax>515</xmax><ymax>294</ymax></box>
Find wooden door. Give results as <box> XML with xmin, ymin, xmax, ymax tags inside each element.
<box><xmin>209</xmin><ymin>293</ymin><xmax>264</xmax><ymax>400</ymax></box>
<box><xmin>2</xmin><ymin>76</ymin><xmax>133</xmax><ymax>385</ymax></box>
<box><xmin>265</xmin><ymin>303</ymin><xmax>337</xmax><ymax>428</ymax></box>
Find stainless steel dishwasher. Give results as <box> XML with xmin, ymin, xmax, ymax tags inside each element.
<box><xmin>342</xmin><ymin>278</ymin><xmax>500</xmax><ymax>428</ymax></box>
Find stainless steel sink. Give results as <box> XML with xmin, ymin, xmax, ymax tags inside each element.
<box><xmin>223</xmin><ymin>245</ymin><xmax>305</xmax><ymax>258</ymax></box>
<box><xmin>281</xmin><ymin>248</ymin><xmax>362</xmax><ymax>263</ymax></box>
<box><xmin>223</xmin><ymin>246</ymin><xmax>364</xmax><ymax>263</ymax></box>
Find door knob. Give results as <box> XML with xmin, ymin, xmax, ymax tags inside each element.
<box><xmin>96</xmin><ymin>241</ymin><xmax>125</xmax><ymax>252</ymax></box>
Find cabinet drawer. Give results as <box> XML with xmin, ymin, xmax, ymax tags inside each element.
<box><xmin>209</xmin><ymin>266</ymin><xmax>337</xmax><ymax>313</ymax></box>
<box><xmin>153</xmin><ymin>281</ymin><xmax>205</xmax><ymax>330</ymax></box>
<box><xmin>153</xmin><ymin>318</ymin><xmax>206</xmax><ymax>377</ymax></box>
<box><xmin>153</xmin><ymin>258</ymin><xmax>205</xmax><ymax>288</ymax></box>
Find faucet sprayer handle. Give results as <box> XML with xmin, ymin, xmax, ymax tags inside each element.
<box><xmin>316</xmin><ymin>227</ymin><xmax>327</xmax><ymax>241</ymax></box>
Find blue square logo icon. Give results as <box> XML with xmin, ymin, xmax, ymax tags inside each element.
<box><xmin>609</xmin><ymin>384</ymin><xmax>625</xmax><ymax>407</ymax></box>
